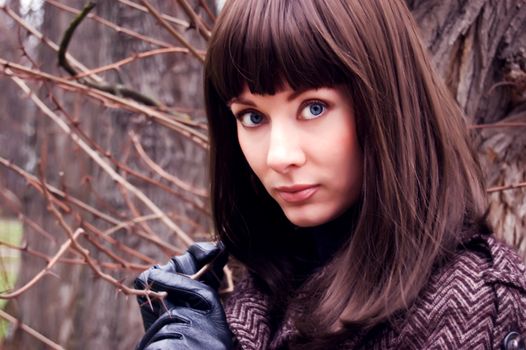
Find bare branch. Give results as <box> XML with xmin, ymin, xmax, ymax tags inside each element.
<box><xmin>0</xmin><ymin>240</ymin><xmax>149</xmax><ymax>271</ymax></box>
<box><xmin>469</xmin><ymin>121</ymin><xmax>526</xmax><ymax>130</ymax></box>
<box><xmin>131</xmin><ymin>132</ymin><xmax>208</xmax><ymax>197</ymax></box>
<box><xmin>45</xmin><ymin>0</ymin><xmax>178</xmax><ymax>49</ymax></box>
<box><xmin>57</xmin><ymin>3</ymin><xmax>162</xmax><ymax>107</ymax></box>
<box><xmin>175</xmin><ymin>0</ymin><xmax>211</xmax><ymax>40</ymax></box>
<box><xmin>1</xmin><ymin>5</ymin><xmax>104</xmax><ymax>83</ymax></box>
<box><xmin>58</xmin><ymin>2</ymin><xmax>96</xmax><ymax>76</ymax></box>
<box><xmin>1</xmin><ymin>59</ymin><xmax>208</xmax><ymax>147</ymax></box>
<box><xmin>196</xmin><ymin>0</ymin><xmax>217</xmax><ymax>24</ymax></box>
<box><xmin>72</xmin><ymin>47</ymin><xmax>193</xmax><ymax>80</ymax></box>
<box><xmin>0</xmin><ymin>309</ymin><xmax>65</xmax><ymax>350</ymax></box>
<box><xmin>39</xmin><ymin>178</ymin><xmax>167</xmax><ymax>301</ymax></box>
<box><xmin>141</xmin><ymin>0</ymin><xmax>205</xmax><ymax>63</ymax></box>
<box><xmin>487</xmin><ymin>181</ymin><xmax>526</xmax><ymax>193</ymax></box>
<box><xmin>7</xmin><ymin>74</ymin><xmax>195</xmax><ymax>246</ymax></box>
<box><xmin>118</xmin><ymin>0</ymin><xmax>190</xmax><ymax>28</ymax></box>
<box><xmin>0</xmin><ymin>229</ymin><xmax>83</xmax><ymax>299</ymax></box>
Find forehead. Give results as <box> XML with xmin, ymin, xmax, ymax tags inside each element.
<box><xmin>228</xmin><ymin>84</ymin><xmax>312</xmax><ymax>106</ymax></box>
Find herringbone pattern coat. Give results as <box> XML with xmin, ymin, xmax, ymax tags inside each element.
<box><xmin>225</xmin><ymin>234</ymin><xmax>526</xmax><ymax>349</ymax></box>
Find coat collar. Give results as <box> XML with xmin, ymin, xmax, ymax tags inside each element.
<box><xmin>224</xmin><ymin>275</ymin><xmax>275</xmax><ymax>350</ymax></box>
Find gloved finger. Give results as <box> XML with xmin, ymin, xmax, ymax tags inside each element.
<box><xmin>166</xmin><ymin>241</ymin><xmax>226</xmax><ymax>276</ymax></box>
<box><xmin>146</xmin><ymin>269</ymin><xmax>221</xmax><ymax>313</ymax></box>
<box><xmin>134</xmin><ymin>267</ymin><xmax>202</xmax><ymax>332</ymax></box>
<box><xmin>139</xmin><ymin>307</ymin><xmax>231</xmax><ymax>350</ymax></box>
<box><xmin>187</xmin><ymin>241</ymin><xmax>225</xmax><ymax>267</ymax></box>
<box><xmin>187</xmin><ymin>241</ymin><xmax>228</xmax><ymax>289</ymax></box>
<box><xmin>136</xmin><ymin>310</ymin><xmax>187</xmax><ymax>350</ymax></box>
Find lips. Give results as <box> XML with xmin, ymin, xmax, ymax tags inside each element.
<box><xmin>274</xmin><ymin>184</ymin><xmax>319</xmax><ymax>203</ymax></box>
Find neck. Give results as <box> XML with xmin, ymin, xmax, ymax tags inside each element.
<box><xmin>292</xmin><ymin>207</ymin><xmax>356</xmax><ymax>271</ymax></box>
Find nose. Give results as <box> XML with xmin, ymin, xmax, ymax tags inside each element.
<box><xmin>266</xmin><ymin>122</ymin><xmax>306</xmax><ymax>173</ymax></box>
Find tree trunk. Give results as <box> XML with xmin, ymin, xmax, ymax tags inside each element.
<box><xmin>407</xmin><ymin>0</ymin><xmax>526</xmax><ymax>256</ymax></box>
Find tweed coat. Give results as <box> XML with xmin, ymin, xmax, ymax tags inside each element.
<box><xmin>224</xmin><ymin>234</ymin><xmax>526</xmax><ymax>349</ymax></box>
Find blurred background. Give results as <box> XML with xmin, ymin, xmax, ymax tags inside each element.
<box><xmin>0</xmin><ymin>0</ymin><xmax>524</xmax><ymax>349</ymax></box>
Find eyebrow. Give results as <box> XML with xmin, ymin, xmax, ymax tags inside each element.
<box><xmin>228</xmin><ymin>88</ymin><xmax>310</xmax><ymax>107</ymax></box>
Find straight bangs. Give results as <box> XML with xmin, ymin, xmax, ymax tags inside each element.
<box><xmin>206</xmin><ymin>0</ymin><xmax>349</xmax><ymax>102</ymax></box>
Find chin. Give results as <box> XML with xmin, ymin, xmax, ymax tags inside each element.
<box><xmin>283</xmin><ymin>210</ymin><xmax>332</xmax><ymax>228</ymax></box>
<box><xmin>281</xmin><ymin>202</ymin><xmax>353</xmax><ymax>227</ymax></box>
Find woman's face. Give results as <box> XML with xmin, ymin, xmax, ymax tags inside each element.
<box><xmin>229</xmin><ymin>85</ymin><xmax>363</xmax><ymax>227</ymax></box>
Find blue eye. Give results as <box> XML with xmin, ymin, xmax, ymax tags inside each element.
<box><xmin>238</xmin><ymin>111</ymin><xmax>265</xmax><ymax>128</ymax></box>
<box><xmin>301</xmin><ymin>101</ymin><xmax>326</xmax><ymax>120</ymax></box>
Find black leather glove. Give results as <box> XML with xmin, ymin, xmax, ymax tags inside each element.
<box><xmin>136</xmin><ymin>272</ymin><xmax>233</xmax><ymax>350</ymax></box>
<box><xmin>135</xmin><ymin>242</ymin><xmax>228</xmax><ymax>331</ymax></box>
<box><xmin>134</xmin><ymin>242</ymin><xmax>232</xmax><ymax>350</ymax></box>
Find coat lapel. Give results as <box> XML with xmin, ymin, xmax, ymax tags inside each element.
<box><xmin>225</xmin><ymin>276</ymin><xmax>273</xmax><ymax>350</ymax></box>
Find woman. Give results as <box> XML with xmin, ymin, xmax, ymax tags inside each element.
<box><xmin>135</xmin><ymin>1</ymin><xmax>526</xmax><ymax>349</ymax></box>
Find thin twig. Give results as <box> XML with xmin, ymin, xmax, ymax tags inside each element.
<box><xmin>81</xmin><ymin>231</ymin><xmax>142</xmax><ymax>270</ymax></box>
<box><xmin>83</xmin><ymin>222</ymin><xmax>160</xmax><ymax>264</ymax></box>
<box><xmin>118</xmin><ymin>0</ymin><xmax>190</xmax><ymax>27</ymax></box>
<box><xmin>0</xmin><ymin>240</ymin><xmax>149</xmax><ymax>270</ymax></box>
<box><xmin>469</xmin><ymin>121</ymin><xmax>526</xmax><ymax>130</ymax></box>
<box><xmin>118</xmin><ymin>184</ymin><xmax>164</xmax><ymax>241</ymax></box>
<box><xmin>58</xmin><ymin>2</ymin><xmax>96</xmax><ymax>76</ymax></box>
<box><xmin>45</xmin><ymin>0</ymin><xmax>176</xmax><ymax>49</ymax></box>
<box><xmin>141</xmin><ymin>0</ymin><xmax>205</xmax><ymax>63</ymax></box>
<box><xmin>72</xmin><ymin>47</ymin><xmax>193</xmax><ymax>80</ymax></box>
<box><xmin>0</xmin><ymin>156</ymin><xmax>121</xmax><ymax>225</ymax></box>
<box><xmin>0</xmin><ymin>229</ymin><xmax>83</xmax><ymax>299</ymax></box>
<box><xmin>57</xmin><ymin>3</ymin><xmax>162</xmax><ymax>107</ymax></box>
<box><xmin>0</xmin><ymin>156</ymin><xmax>184</xmax><ymax>255</ymax></box>
<box><xmin>0</xmin><ymin>185</ymin><xmax>57</xmax><ymax>243</ymax></box>
<box><xmin>47</xmin><ymin>96</ymin><xmax>208</xmax><ymax>214</ymax></box>
<box><xmin>2</xmin><ymin>5</ymin><xmax>103</xmax><ymax>83</ymax></box>
<box><xmin>131</xmin><ymin>132</ymin><xmax>208</xmax><ymax>197</ymax></box>
<box><xmin>0</xmin><ymin>309</ymin><xmax>65</xmax><ymax>350</ymax></box>
<box><xmin>1</xmin><ymin>59</ymin><xmax>208</xmax><ymax>147</ymax></box>
<box><xmin>197</xmin><ymin>0</ymin><xmax>216</xmax><ymax>24</ymax></box>
<box><xmin>175</xmin><ymin>0</ymin><xmax>211</xmax><ymax>40</ymax></box>
<box><xmin>8</xmin><ymin>74</ymin><xmax>195</xmax><ymax>246</ymax></box>
<box><xmin>40</xmin><ymin>179</ymin><xmax>167</xmax><ymax>300</ymax></box>
<box><xmin>487</xmin><ymin>181</ymin><xmax>526</xmax><ymax>193</ymax></box>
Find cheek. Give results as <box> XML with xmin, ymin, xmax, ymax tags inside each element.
<box><xmin>237</xmin><ymin>130</ymin><xmax>266</xmax><ymax>179</ymax></box>
<box><xmin>328</xmin><ymin>126</ymin><xmax>363</xmax><ymax>196</ymax></box>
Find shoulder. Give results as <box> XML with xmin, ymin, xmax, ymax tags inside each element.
<box><xmin>484</xmin><ymin>236</ymin><xmax>526</xmax><ymax>349</ymax></box>
<box><xmin>223</xmin><ymin>275</ymin><xmax>274</xmax><ymax>350</ymax></box>
<box><xmin>398</xmin><ymin>234</ymin><xmax>526</xmax><ymax>349</ymax></box>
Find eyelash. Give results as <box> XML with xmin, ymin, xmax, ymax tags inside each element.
<box><xmin>234</xmin><ymin>100</ymin><xmax>328</xmax><ymax>128</ymax></box>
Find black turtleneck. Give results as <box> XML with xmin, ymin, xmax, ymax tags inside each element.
<box><xmin>267</xmin><ymin>207</ymin><xmax>358</xmax><ymax>323</ymax></box>
<box><xmin>290</xmin><ymin>206</ymin><xmax>357</xmax><ymax>280</ymax></box>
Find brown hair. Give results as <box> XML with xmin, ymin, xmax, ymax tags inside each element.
<box><xmin>204</xmin><ymin>0</ymin><xmax>489</xmax><ymax>346</ymax></box>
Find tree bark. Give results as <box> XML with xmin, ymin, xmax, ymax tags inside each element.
<box><xmin>407</xmin><ymin>0</ymin><xmax>526</xmax><ymax>256</ymax></box>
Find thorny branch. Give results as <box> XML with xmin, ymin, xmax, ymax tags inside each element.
<box><xmin>46</xmin><ymin>0</ymin><xmax>177</xmax><ymax>49</ymax></box>
<box><xmin>0</xmin><ymin>59</ymin><xmax>209</xmax><ymax>147</ymax></box>
<box><xmin>141</xmin><ymin>0</ymin><xmax>206</xmax><ymax>63</ymax></box>
<box><xmin>57</xmin><ymin>2</ymin><xmax>162</xmax><ymax>107</ymax></box>
<box><xmin>0</xmin><ymin>229</ymin><xmax>84</xmax><ymax>299</ymax></box>
<box><xmin>8</xmin><ymin>73</ymin><xmax>195</xmax><ymax>246</ymax></box>
<box><xmin>175</xmin><ymin>0</ymin><xmax>212</xmax><ymax>40</ymax></box>
<box><xmin>0</xmin><ymin>309</ymin><xmax>65</xmax><ymax>350</ymax></box>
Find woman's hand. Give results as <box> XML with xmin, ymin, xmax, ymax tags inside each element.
<box><xmin>134</xmin><ymin>242</ymin><xmax>232</xmax><ymax>350</ymax></box>
<box><xmin>135</xmin><ymin>272</ymin><xmax>233</xmax><ymax>350</ymax></box>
